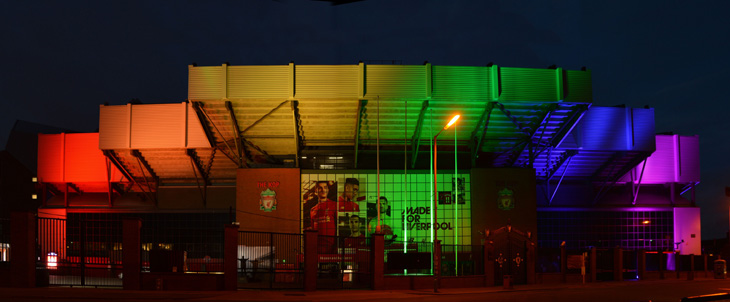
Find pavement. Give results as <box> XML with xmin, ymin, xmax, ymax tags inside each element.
<box><xmin>2</xmin><ymin>276</ymin><xmax>730</xmax><ymax>302</ymax></box>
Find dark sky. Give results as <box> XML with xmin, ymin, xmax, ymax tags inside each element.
<box><xmin>2</xmin><ymin>0</ymin><xmax>729</xmax><ymax>238</ymax></box>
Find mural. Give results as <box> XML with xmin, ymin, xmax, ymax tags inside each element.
<box><xmin>301</xmin><ymin>172</ymin><xmax>471</xmax><ymax>248</ymax></box>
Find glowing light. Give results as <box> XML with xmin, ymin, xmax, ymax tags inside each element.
<box><xmin>444</xmin><ymin>115</ymin><xmax>460</xmax><ymax>129</ymax></box>
<box><xmin>642</xmin><ymin>220</ymin><xmax>651</xmax><ymax>225</ymax></box>
<box><xmin>47</xmin><ymin>252</ymin><xmax>57</xmax><ymax>269</ymax></box>
<box><xmin>31</xmin><ymin>194</ymin><xmax>37</xmax><ymax>200</ymax></box>
<box><xmin>32</xmin><ymin>177</ymin><xmax>38</xmax><ymax>183</ymax></box>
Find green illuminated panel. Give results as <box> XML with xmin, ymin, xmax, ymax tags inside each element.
<box><xmin>301</xmin><ymin>171</ymin><xmax>471</xmax><ymax>246</ymax></box>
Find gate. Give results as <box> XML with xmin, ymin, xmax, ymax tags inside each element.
<box><xmin>491</xmin><ymin>226</ymin><xmax>528</xmax><ymax>285</ymax></box>
<box><xmin>37</xmin><ymin>217</ymin><xmax>123</xmax><ymax>287</ymax></box>
<box><xmin>237</xmin><ymin>231</ymin><xmax>304</xmax><ymax>289</ymax></box>
<box><xmin>316</xmin><ymin>235</ymin><xmax>372</xmax><ymax>289</ymax></box>
<box><xmin>595</xmin><ymin>248</ymin><xmax>614</xmax><ymax>281</ymax></box>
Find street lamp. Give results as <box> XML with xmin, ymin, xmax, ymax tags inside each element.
<box><xmin>433</xmin><ymin>114</ymin><xmax>460</xmax><ymax>292</ymax></box>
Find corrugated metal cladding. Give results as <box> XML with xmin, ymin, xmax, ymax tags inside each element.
<box><xmin>678</xmin><ymin>135</ymin><xmax>700</xmax><ymax>183</ymax></box>
<box><xmin>298</xmin><ymin>99</ymin><xmax>359</xmax><ymax>145</ymax></box>
<box><xmin>131</xmin><ymin>104</ymin><xmax>185</xmax><ymax>148</ymax></box>
<box><xmin>100</xmin><ymin>103</ymin><xmax>209</xmax><ymax>149</ymax></box>
<box><xmin>572</xmin><ymin>107</ymin><xmax>629</xmax><ymax>151</ymax></box>
<box><xmin>431</xmin><ymin>65</ymin><xmax>492</xmax><ymax>100</ymax></box>
<box><xmin>630</xmin><ymin>108</ymin><xmax>656</xmax><ymax>152</ymax></box>
<box><xmin>64</xmin><ymin>133</ymin><xmax>119</xmax><ymax>183</ymax></box>
<box><xmin>564</xmin><ymin>70</ymin><xmax>593</xmax><ymax>102</ymax></box>
<box><xmin>499</xmin><ymin>67</ymin><xmax>558</xmax><ymax>101</ymax></box>
<box><xmin>623</xmin><ymin>135</ymin><xmax>699</xmax><ymax>184</ymax></box>
<box><xmin>188</xmin><ymin>66</ymin><xmax>224</xmax><ymax>100</ymax></box>
<box><xmin>295</xmin><ymin>65</ymin><xmax>359</xmax><ymax>99</ymax></box>
<box><xmin>38</xmin><ymin>134</ymin><xmax>64</xmax><ymax>182</ymax></box>
<box><xmin>38</xmin><ymin>133</ymin><xmax>124</xmax><ymax>185</ymax></box>
<box><xmin>364</xmin><ymin>65</ymin><xmax>427</xmax><ymax>99</ymax></box>
<box><xmin>637</xmin><ymin>135</ymin><xmax>677</xmax><ymax>184</ymax></box>
<box><xmin>227</xmin><ymin>65</ymin><xmax>290</xmax><ymax>99</ymax></box>
<box><xmin>189</xmin><ymin>64</ymin><xmax>593</xmax><ymax>102</ymax></box>
<box><xmin>359</xmin><ymin>100</ymin><xmax>422</xmax><ymax>142</ymax></box>
<box><xmin>99</xmin><ymin>105</ymin><xmax>129</xmax><ymax>149</ymax></box>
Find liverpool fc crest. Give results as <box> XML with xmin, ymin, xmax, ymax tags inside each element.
<box><xmin>497</xmin><ymin>187</ymin><xmax>514</xmax><ymax>210</ymax></box>
<box><xmin>260</xmin><ymin>188</ymin><xmax>277</xmax><ymax>212</ymax></box>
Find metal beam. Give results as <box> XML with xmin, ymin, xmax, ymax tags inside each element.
<box><xmin>544</xmin><ymin>150</ymin><xmax>578</xmax><ymax>181</ymax></box>
<box><xmin>102</xmin><ymin>150</ymin><xmax>134</xmax><ymax>183</ymax></box>
<box><xmin>191</xmin><ymin>101</ymin><xmax>239</xmax><ymax>165</ymax></box>
<box><xmin>410</xmin><ymin>100</ymin><xmax>429</xmax><ymax>168</ymax></box>
<box><xmin>470</xmin><ymin>101</ymin><xmax>495</xmax><ymax>166</ymax></box>
<box><xmin>241</xmin><ymin>100</ymin><xmax>289</xmax><ymax>134</ymax></box>
<box><xmin>549</xmin><ymin>153</ymin><xmax>574</xmax><ymax>205</ymax></box>
<box><xmin>103</xmin><ymin>150</ymin><xmax>150</xmax><ymax>198</ymax></box>
<box><xmin>494</xmin><ymin>102</ymin><xmax>533</xmax><ymax>137</ymax></box>
<box><xmin>291</xmin><ymin>100</ymin><xmax>302</xmax><ymax>168</ymax></box>
<box><xmin>191</xmin><ymin>101</ymin><xmax>218</xmax><ymax>148</ymax></box>
<box><xmin>508</xmin><ymin>104</ymin><xmax>556</xmax><ymax>167</ymax></box>
<box><xmin>550</xmin><ymin>103</ymin><xmax>590</xmax><ymax>148</ymax></box>
<box><xmin>131</xmin><ymin>150</ymin><xmax>159</xmax><ymax>182</ymax></box>
<box><xmin>67</xmin><ymin>183</ymin><xmax>83</xmax><ymax>194</ymax></box>
<box><xmin>241</xmin><ymin>138</ymin><xmax>283</xmax><ymax>165</ymax></box>
<box><xmin>354</xmin><ymin>99</ymin><xmax>367</xmax><ymax>168</ymax></box>
<box><xmin>186</xmin><ymin>149</ymin><xmax>210</xmax><ymax>185</ymax></box>
<box><xmin>632</xmin><ymin>159</ymin><xmax>648</xmax><ymax>205</ymax></box>
<box><xmin>225</xmin><ymin>101</ymin><xmax>245</xmax><ymax>168</ymax></box>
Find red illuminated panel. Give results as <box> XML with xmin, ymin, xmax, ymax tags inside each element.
<box><xmin>38</xmin><ymin>134</ymin><xmax>64</xmax><ymax>182</ymax></box>
<box><xmin>38</xmin><ymin>133</ymin><xmax>126</xmax><ymax>189</ymax></box>
<box><xmin>64</xmin><ymin>133</ymin><xmax>113</xmax><ymax>182</ymax></box>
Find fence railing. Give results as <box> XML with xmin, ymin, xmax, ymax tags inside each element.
<box><xmin>440</xmin><ymin>244</ymin><xmax>484</xmax><ymax>276</ymax></box>
<box><xmin>141</xmin><ymin>219</ymin><xmax>224</xmax><ymax>273</ymax></box>
<box><xmin>238</xmin><ymin>231</ymin><xmax>304</xmax><ymax>289</ymax></box>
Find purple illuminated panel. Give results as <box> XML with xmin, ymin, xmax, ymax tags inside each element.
<box><xmin>620</xmin><ymin>135</ymin><xmax>700</xmax><ymax>184</ymax></box>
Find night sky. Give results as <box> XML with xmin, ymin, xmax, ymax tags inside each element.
<box><xmin>2</xmin><ymin>1</ymin><xmax>729</xmax><ymax>239</ymax></box>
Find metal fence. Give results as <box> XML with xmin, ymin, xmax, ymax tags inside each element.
<box><xmin>37</xmin><ymin>217</ymin><xmax>123</xmax><ymax>288</ymax></box>
<box><xmin>440</xmin><ymin>244</ymin><xmax>484</xmax><ymax>276</ymax></box>
<box><xmin>140</xmin><ymin>214</ymin><xmax>225</xmax><ymax>274</ymax></box>
<box><xmin>316</xmin><ymin>235</ymin><xmax>371</xmax><ymax>289</ymax></box>
<box><xmin>238</xmin><ymin>231</ymin><xmax>305</xmax><ymax>289</ymax></box>
<box><xmin>385</xmin><ymin>241</ymin><xmax>433</xmax><ymax>275</ymax></box>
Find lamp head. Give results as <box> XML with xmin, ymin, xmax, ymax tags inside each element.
<box><xmin>444</xmin><ymin>115</ymin><xmax>460</xmax><ymax>130</ymax></box>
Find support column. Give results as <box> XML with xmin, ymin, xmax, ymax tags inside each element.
<box><xmin>675</xmin><ymin>251</ymin><xmax>680</xmax><ymax>279</ymax></box>
<box><xmin>526</xmin><ymin>241</ymin><xmax>535</xmax><ymax>284</ymax></box>
<box><xmin>10</xmin><ymin>212</ymin><xmax>35</xmax><ymax>288</ymax></box>
<box><xmin>484</xmin><ymin>239</ymin><xmax>494</xmax><ymax>286</ymax></box>
<box><xmin>371</xmin><ymin>234</ymin><xmax>384</xmax><ymax>290</ymax></box>
<box><xmin>304</xmin><ymin>230</ymin><xmax>317</xmax><ymax>291</ymax></box>
<box><xmin>613</xmin><ymin>247</ymin><xmax>623</xmax><ymax>281</ymax></box>
<box><xmin>224</xmin><ymin>223</ymin><xmax>239</xmax><ymax>290</ymax></box>
<box><xmin>590</xmin><ymin>247</ymin><xmax>597</xmax><ymax>283</ymax></box>
<box><xmin>659</xmin><ymin>251</ymin><xmax>665</xmax><ymax>279</ymax></box>
<box><xmin>122</xmin><ymin>218</ymin><xmax>141</xmax><ymax>290</ymax></box>
<box><xmin>560</xmin><ymin>245</ymin><xmax>566</xmax><ymax>283</ymax></box>
<box><xmin>704</xmin><ymin>254</ymin><xmax>709</xmax><ymax>278</ymax></box>
<box><xmin>638</xmin><ymin>249</ymin><xmax>646</xmax><ymax>280</ymax></box>
<box><xmin>688</xmin><ymin>254</ymin><xmax>694</xmax><ymax>280</ymax></box>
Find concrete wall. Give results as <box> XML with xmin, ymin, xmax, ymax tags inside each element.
<box><xmin>674</xmin><ymin>207</ymin><xmax>701</xmax><ymax>255</ymax></box>
<box><xmin>470</xmin><ymin>168</ymin><xmax>537</xmax><ymax>243</ymax></box>
<box><xmin>236</xmin><ymin>168</ymin><xmax>300</xmax><ymax>233</ymax></box>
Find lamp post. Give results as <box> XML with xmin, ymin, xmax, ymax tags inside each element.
<box><xmin>433</xmin><ymin>114</ymin><xmax>460</xmax><ymax>292</ymax></box>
